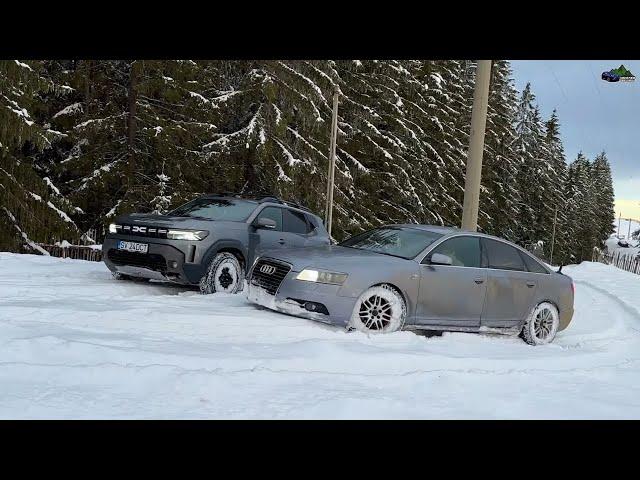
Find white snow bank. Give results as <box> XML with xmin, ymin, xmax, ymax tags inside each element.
<box><xmin>0</xmin><ymin>254</ymin><xmax>639</xmax><ymax>419</ymax></box>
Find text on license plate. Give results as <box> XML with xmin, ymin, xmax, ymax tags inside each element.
<box><xmin>117</xmin><ymin>240</ymin><xmax>148</xmax><ymax>253</ymax></box>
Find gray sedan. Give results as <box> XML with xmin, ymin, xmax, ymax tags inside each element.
<box><xmin>246</xmin><ymin>225</ymin><xmax>575</xmax><ymax>345</ymax></box>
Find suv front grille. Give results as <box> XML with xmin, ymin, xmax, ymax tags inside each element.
<box><xmin>113</xmin><ymin>224</ymin><xmax>168</xmax><ymax>239</ymax></box>
<box><xmin>107</xmin><ymin>249</ymin><xmax>167</xmax><ymax>272</ymax></box>
<box><xmin>251</xmin><ymin>259</ymin><xmax>291</xmax><ymax>295</ymax></box>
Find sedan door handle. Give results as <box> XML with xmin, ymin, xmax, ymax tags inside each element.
<box><xmin>474</xmin><ymin>278</ymin><xmax>484</xmax><ymax>284</ymax></box>
<box><xmin>526</xmin><ymin>282</ymin><xmax>536</xmax><ymax>288</ymax></box>
<box><xmin>278</xmin><ymin>239</ymin><xmax>286</xmax><ymax>245</ymax></box>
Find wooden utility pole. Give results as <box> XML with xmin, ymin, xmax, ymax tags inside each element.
<box><xmin>618</xmin><ymin>212</ymin><xmax>622</xmax><ymax>236</ymax></box>
<box><xmin>461</xmin><ymin>60</ymin><xmax>492</xmax><ymax>231</ymax></box>
<box><xmin>324</xmin><ymin>89</ymin><xmax>339</xmax><ymax>237</ymax></box>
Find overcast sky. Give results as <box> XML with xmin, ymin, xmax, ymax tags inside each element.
<box><xmin>510</xmin><ymin>60</ymin><xmax>639</xmax><ymax>219</ymax></box>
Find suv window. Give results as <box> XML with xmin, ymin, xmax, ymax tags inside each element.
<box><xmin>283</xmin><ymin>209</ymin><xmax>311</xmax><ymax>234</ymax></box>
<box><xmin>483</xmin><ymin>238</ymin><xmax>526</xmax><ymax>271</ymax></box>
<box><xmin>520</xmin><ymin>251</ymin><xmax>549</xmax><ymax>274</ymax></box>
<box><xmin>427</xmin><ymin>236</ymin><xmax>481</xmax><ymax>267</ymax></box>
<box><xmin>169</xmin><ymin>198</ymin><xmax>257</xmax><ymax>221</ymax></box>
<box><xmin>305</xmin><ymin>214</ymin><xmax>318</xmax><ymax>230</ymax></box>
<box><xmin>257</xmin><ymin>207</ymin><xmax>283</xmax><ymax>231</ymax></box>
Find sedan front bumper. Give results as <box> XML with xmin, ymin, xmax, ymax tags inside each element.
<box><xmin>246</xmin><ymin>270</ymin><xmax>358</xmax><ymax>328</ymax></box>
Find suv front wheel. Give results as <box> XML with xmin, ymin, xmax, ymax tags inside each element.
<box><xmin>200</xmin><ymin>252</ymin><xmax>244</xmax><ymax>295</ymax></box>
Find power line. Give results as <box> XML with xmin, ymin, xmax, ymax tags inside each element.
<box><xmin>544</xmin><ymin>61</ymin><xmax>591</xmax><ymax>158</ymax></box>
<box><xmin>586</xmin><ymin>62</ymin><xmax>605</xmax><ymax>107</ymax></box>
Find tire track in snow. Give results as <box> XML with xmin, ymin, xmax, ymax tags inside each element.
<box><xmin>1</xmin><ymin>358</ymin><xmax>640</xmax><ymax>378</ymax></box>
<box><xmin>572</xmin><ymin>279</ymin><xmax>640</xmax><ymax>333</ymax></box>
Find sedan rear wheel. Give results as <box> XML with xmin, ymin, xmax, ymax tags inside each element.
<box><xmin>349</xmin><ymin>285</ymin><xmax>406</xmax><ymax>334</ymax></box>
<box><xmin>520</xmin><ymin>302</ymin><xmax>559</xmax><ymax>345</ymax></box>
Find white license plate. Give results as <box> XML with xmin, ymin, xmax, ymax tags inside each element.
<box><xmin>117</xmin><ymin>240</ymin><xmax>148</xmax><ymax>254</ymax></box>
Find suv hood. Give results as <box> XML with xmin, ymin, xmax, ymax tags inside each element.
<box><xmin>258</xmin><ymin>245</ymin><xmax>411</xmax><ymax>271</ymax></box>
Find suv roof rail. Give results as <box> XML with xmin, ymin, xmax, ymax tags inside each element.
<box><xmin>257</xmin><ymin>195</ymin><xmax>281</xmax><ymax>203</ymax></box>
<box><xmin>206</xmin><ymin>191</ymin><xmax>245</xmax><ymax>198</ymax></box>
<box><xmin>280</xmin><ymin>200</ymin><xmax>312</xmax><ymax>213</ymax></box>
<box><xmin>255</xmin><ymin>195</ymin><xmax>313</xmax><ymax>214</ymax></box>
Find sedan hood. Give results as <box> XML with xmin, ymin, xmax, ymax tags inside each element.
<box><xmin>260</xmin><ymin>245</ymin><xmax>412</xmax><ymax>271</ymax></box>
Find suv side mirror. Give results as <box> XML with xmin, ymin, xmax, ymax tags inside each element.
<box><xmin>255</xmin><ymin>217</ymin><xmax>277</xmax><ymax>230</ymax></box>
<box><xmin>430</xmin><ymin>253</ymin><xmax>453</xmax><ymax>266</ymax></box>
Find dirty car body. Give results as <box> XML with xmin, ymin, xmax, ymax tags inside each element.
<box><xmin>247</xmin><ymin>225</ymin><xmax>575</xmax><ymax>334</ymax></box>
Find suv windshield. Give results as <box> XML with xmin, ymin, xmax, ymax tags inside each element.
<box><xmin>339</xmin><ymin>227</ymin><xmax>443</xmax><ymax>259</ymax></box>
<box><xmin>168</xmin><ymin>198</ymin><xmax>257</xmax><ymax>221</ymax></box>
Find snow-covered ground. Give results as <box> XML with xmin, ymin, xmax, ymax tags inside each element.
<box><xmin>1</xmin><ymin>253</ymin><xmax>639</xmax><ymax>419</ymax></box>
<box><xmin>609</xmin><ymin>218</ymin><xmax>640</xmax><ymax>256</ymax></box>
<box><xmin>605</xmin><ymin>234</ymin><xmax>639</xmax><ymax>258</ymax></box>
<box><xmin>614</xmin><ymin>218</ymin><xmax>640</xmax><ymax>239</ymax></box>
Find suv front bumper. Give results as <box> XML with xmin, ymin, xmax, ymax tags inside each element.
<box><xmin>102</xmin><ymin>236</ymin><xmax>194</xmax><ymax>284</ymax></box>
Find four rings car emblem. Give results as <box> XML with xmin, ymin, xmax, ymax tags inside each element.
<box><xmin>132</xmin><ymin>226</ymin><xmax>147</xmax><ymax>234</ymax></box>
<box><xmin>259</xmin><ymin>264</ymin><xmax>277</xmax><ymax>275</ymax></box>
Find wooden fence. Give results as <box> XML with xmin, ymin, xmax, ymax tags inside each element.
<box><xmin>38</xmin><ymin>244</ymin><xmax>103</xmax><ymax>262</ymax></box>
<box><xmin>594</xmin><ymin>249</ymin><xmax>640</xmax><ymax>275</ymax></box>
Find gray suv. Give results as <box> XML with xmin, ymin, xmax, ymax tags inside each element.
<box><xmin>102</xmin><ymin>195</ymin><xmax>330</xmax><ymax>294</ymax></box>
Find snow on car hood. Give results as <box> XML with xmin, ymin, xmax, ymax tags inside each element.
<box><xmin>259</xmin><ymin>245</ymin><xmax>411</xmax><ymax>271</ymax></box>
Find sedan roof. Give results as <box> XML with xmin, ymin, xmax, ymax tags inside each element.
<box><xmin>390</xmin><ymin>224</ymin><xmax>459</xmax><ymax>235</ymax></box>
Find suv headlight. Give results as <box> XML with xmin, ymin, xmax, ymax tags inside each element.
<box><xmin>109</xmin><ymin>223</ymin><xmax>118</xmax><ymax>233</ymax></box>
<box><xmin>166</xmin><ymin>229</ymin><xmax>209</xmax><ymax>241</ymax></box>
<box><xmin>296</xmin><ymin>269</ymin><xmax>348</xmax><ymax>285</ymax></box>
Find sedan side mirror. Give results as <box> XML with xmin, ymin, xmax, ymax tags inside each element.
<box><xmin>255</xmin><ymin>217</ymin><xmax>277</xmax><ymax>230</ymax></box>
<box><xmin>430</xmin><ymin>253</ymin><xmax>453</xmax><ymax>266</ymax></box>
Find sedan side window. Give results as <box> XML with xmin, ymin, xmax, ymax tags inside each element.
<box><xmin>520</xmin><ymin>251</ymin><xmax>549</xmax><ymax>274</ymax></box>
<box><xmin>483</xmin><ymin>238</ymin><xmax>526</xmax><ymax>271</ymax></box>
<box><xmin>426</xmin><ymin>236</ymin><xmax>481</xmax><ymax>267</ymax></box>
<box><xmin>257</xmin><ymin>207</ymin><xmax>283</xmax><ymax>231</ymax></box>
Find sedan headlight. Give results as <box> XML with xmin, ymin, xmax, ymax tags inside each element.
<box><xmin>296</xmin><ymin>269</ymin><xmax>348</xmax><ymax>285</ymax></box>
<box><xmin>166</xmin><ymin>229</ymin><xmax>209</xmax><ymax>241</ymax></box>
<box><xmin>108</xmin><ymin>223</ymin><xmax>117</xmax><ymax>233</ymax></box>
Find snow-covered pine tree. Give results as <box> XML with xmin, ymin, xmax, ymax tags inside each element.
<box><xmin>0</xmin><ymin>59</ymin><xmax>619</xmax><ymax>264</ymax></box>
<box><xmin>590</xmin><ymin>152</ymin><xmax>615</xmax><ymax>247</ymax></box>
<box><xmin>199</xmin><ymin>60</ymin><xmax>471</xmax><ymax>239</ymax></box>
<box><xmin>540</xmin><ymin>110</ymin><xmax>570</xmax><ymax>263</ymax></box>
<box><xmin>566</xmin><ymin>152</ymin><xmax>597</xmax><ymax>262</ymax></box>
<box><xmin>478</xmin><ymin>60</ymin><xmax>522</xmax><ymax>240</ymax></box>
<box><xmin>512</xmin><ymin>84</ymin><xmax>557</xmax><ymax>248</ymax></box>
<box><xmin>151</xmin><ymin>165</ymin><xmax>172</xmax><ymax>215</ymax></box>
<box><xmin>408</xmin><ymin>60</ymin><xmax>471</xmax><ymax>227</ymax></box>
<box><xmin>43</xmin><ymin>60</ymin><xmax>230</xmax><ymax>236</ymax></box>
<box><xmin>0</xmin><ymin>60</ymin><xmax>78</xmax><ymax>252</ymax></box>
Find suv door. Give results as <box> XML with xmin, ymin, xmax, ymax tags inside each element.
<box><xmin>282</xmin><ymin>208</ymin><xmax>316</xmax><ymax>247</ymax></box>
<box><xmin>480</xmin><ymin>238</ymin><xmax>538</xmax><ymax>328</ymax></box>
<box><xmin>304</xmin><ymin>214</ymin><xmax>331</xmax><ymax>246</ymax></box>
<box><xmin>249</xmin><ymin>206</ymin><xmax>288</xmax><ymax>264</ymax></box>
<box><xmin>416</xmin><ymin>235</ymin><xmax>487</xmax><ymax>327</ymax></box>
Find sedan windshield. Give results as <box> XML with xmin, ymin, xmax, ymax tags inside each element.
<box><xmin>339</xmin><ymin>227</ymin><xmax>443</xmax><ymax>259</ymax></box>
<box><xmin>168</xmin><ymin>198</ymin><xmax>257</xmax><ymax>221</ymax></box>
